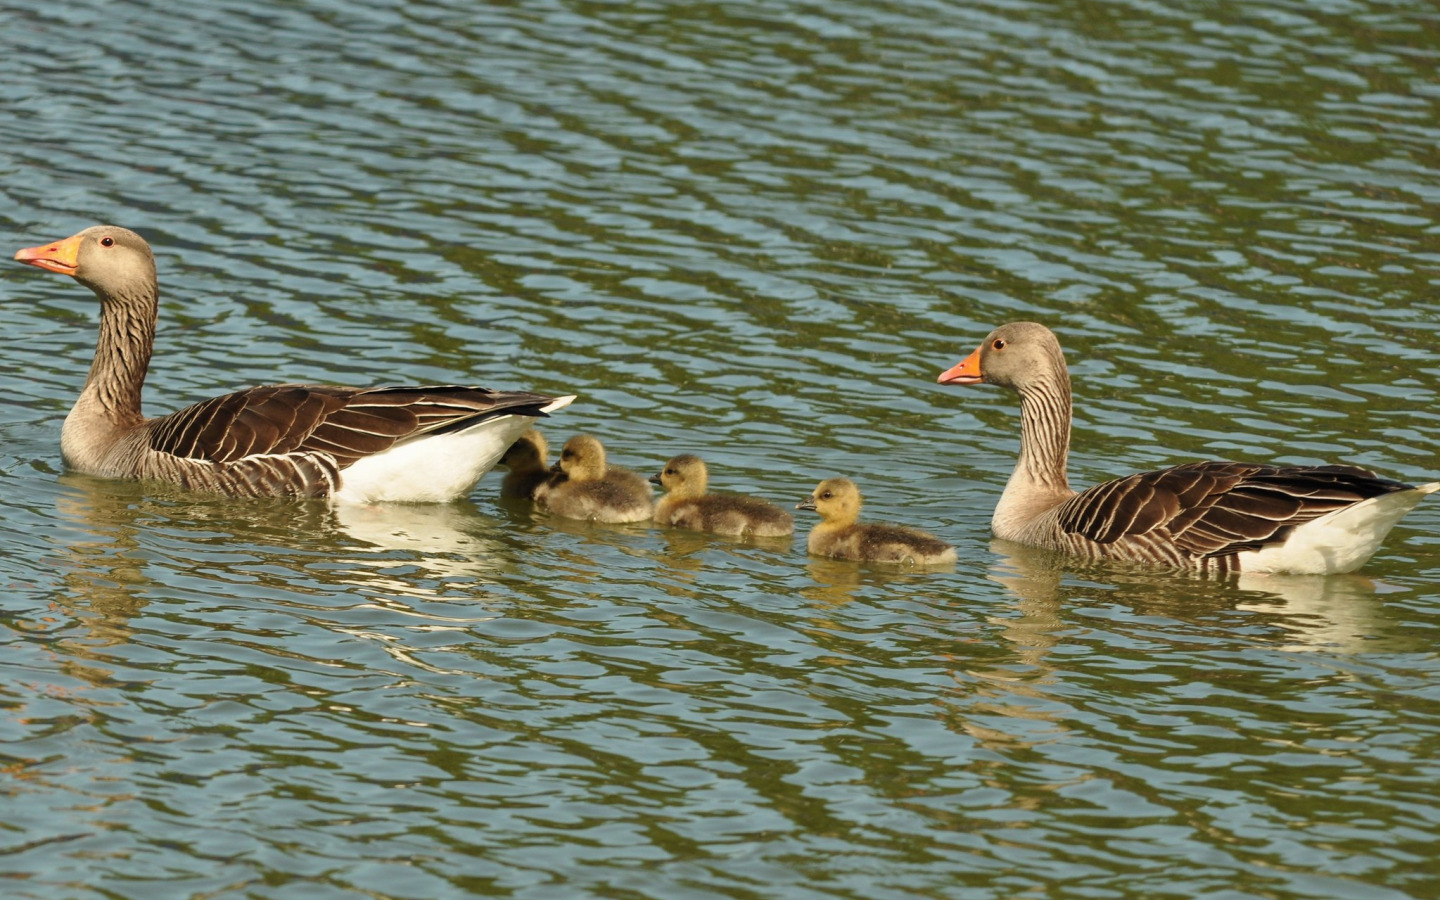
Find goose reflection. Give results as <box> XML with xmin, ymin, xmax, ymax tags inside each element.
<box><xmin>1231</xmin><ymin>572</ymin><xmax>1419</xmax><ymax>652</ymax></box>
<box><xmin>50</xmin><ymin>475</ymin><xmax>155</xmax><ymax>650</ymax></box>
<box><xmin>330</xmin><ymin>500</ymin><xmax>514</xmax><ymax>592</ymax></box>
<box><xmin>976</xmin><ymin>540</ymin><xmax>1071</xmax><ymax>669</ymax></box>
<box><xmin>985</xmin><ymin>538</ymin><xmax>1415</xmax><ymax>653</ymax></box>
<box><xmin>52</xmin><ymin>474</ymin><xmax>516</xmax><ymax>628</ymax></box>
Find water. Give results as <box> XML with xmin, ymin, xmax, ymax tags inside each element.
<box><xmin>3</xmin><ymin>0</ymin><xmax>1439</xmax><ymax>897</ymax></box>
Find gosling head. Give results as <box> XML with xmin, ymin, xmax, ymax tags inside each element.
<box><xmin>797</xmin><ymin>477</ymin><xmax>861</xmax><ymax>526</ymax></box>
<box><xmin>556</xmin><ymin>434</ymin><xmax>608</xmax><ymax>482</ymax></box>
<box><xmin>651</xmin><ymin>454</ymin><xmax>708</xmax><ymax>499</ymax></box>
<box><xmin>500</xmin><ymin>429</ymin><xmax>548</xmax><ymax>473</ymax></box>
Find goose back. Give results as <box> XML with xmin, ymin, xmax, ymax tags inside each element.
<box><xmin>83</xmin><ymin>384</ymin><xmax>564</xmax><ymax>499</ymax></box>
<box><xmin>1028</xmin><ymin>460</ymin><xmax>1416</xmax><ymax>574</ymax></box>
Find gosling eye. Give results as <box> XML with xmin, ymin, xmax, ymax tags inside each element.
<box><xmin>992</xmin><ymin>338</ymin><xmax>1006</xmax><ymax>350</ymax></box>
<box><xmin>821</xmin><ymin>491</ymin><xmax>832</xmax><ymax>499</ymax></box>
<box><xmin>99</xmin><ymin>236</ymin><xmax>115</xmax><ymax>247</ymax></box>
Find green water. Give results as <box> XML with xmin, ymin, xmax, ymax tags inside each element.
<box><xmin>2</xmin><ymin>1</ymin><xmax>1438</xmax><ymax>898</ymax></box>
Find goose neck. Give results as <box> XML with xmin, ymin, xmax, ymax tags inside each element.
<box><xmin>1013</xmin><ymin>375</ymin><xmax>1072</xmax><ymax>495</ymax></box>
<box><xmin>82</xmin><ymin>285</ymin><xmax>157</xmax><ymax>426</ymax></box>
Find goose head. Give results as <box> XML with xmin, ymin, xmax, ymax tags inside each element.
<box><xmin>651</xmin><ymin>454</ymin><xmax>708</xmax><ymax>499</ymax></box>
<box><xmin>15</xmin><ymin>225</ymin><xmax>157</xmax><ymax>302</ymax></box>
<box><xmin>937</xmin><ymin>321</ymin><xmax>1068</xmax><ymax>394</ymax></box>
<box><xmin>797</xmin><ymin>477</ymin><xmax>861</xmax><ymax>527</ymax></box>
<box><xmin>555</xmin><ymin>434</ymin><xmax>608</xmax><ymax>483</ymax></box>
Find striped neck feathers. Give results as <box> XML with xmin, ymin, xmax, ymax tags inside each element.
<box><xmin>84</xmin><ymin>281</ymin><xmax>158</xmax><ymax>427</ymax></box>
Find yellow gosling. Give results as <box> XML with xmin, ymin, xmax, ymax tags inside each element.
<box><xmin>797</xmin><ymin>477</ymin><xmax>956</xmax><ymax>566</ymax></box>
<box><xmin>498</xmin><ymin>429</ymin><xmax>550</xmax><ymax>500</ymax></box>
<box><xmin>652</xmin><ymin>454</ymin><xmax>793</xmax><ymax>537</ymax></box>
<box><xmin>536</xmin><ymin>434</ymin><xmax>653</xmax><ymax>524</ymax></box>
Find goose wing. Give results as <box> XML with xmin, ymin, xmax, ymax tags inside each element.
<box><xmin>1055</xmin><ymin>461</ymin><xmax>1412</xmax><ymax>558</ymax></box>
<box><xmin>146</xmin><ymin>384</ymin><xmax>560</xmax><ymax>469</ymax></box>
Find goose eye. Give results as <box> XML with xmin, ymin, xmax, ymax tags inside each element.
<box><xmin>992</xmin><ymin>338</ymin><xmax>1006</xmax><ymax>350</ymax></box>
<box><xmin>821</xmin><ymin>491</ymin><xmax>832</xmax><ymax>499</ymax></box>
<box><xmin>100</xmin><ymin>236</ymin><xmax>115</xmax><ymax>247</ymax></box>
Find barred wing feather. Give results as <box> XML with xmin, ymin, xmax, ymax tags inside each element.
<box><xmin>148</xmin><ymin>384</ymin><xmax>558</xmax><ymax>470</ymax></box>
<box><xmin>1056</xmin><ymin>461</ymin><xmax>1412</xmax><ymax>559</ymax></box>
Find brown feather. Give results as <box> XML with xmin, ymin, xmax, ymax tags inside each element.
<box><xmin>1057</xmin><ymin>460</ymin><xmax>1411</xmax><ymax>560</ymax></box>
<box><xmin>147</xmin><ymin>384</ymin><xmax>558</xmax><ymax>472</ymax></box>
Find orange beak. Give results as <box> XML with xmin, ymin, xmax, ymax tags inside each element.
<box><xmin>14</xmin><ymin>232</ymin><xmax>84</xmax><ymax>276</ymax></box>
<box><xmin>937</xmin><ymin>345</ymin><xmax>983</xmax><ymax>385</ymax></box>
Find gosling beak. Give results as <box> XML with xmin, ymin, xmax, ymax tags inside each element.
<box><xmin>796</xmin><ymin>496</ymin><xmax>817</xmax><ymax>511</ymax></box>
<box><xmin>649</xmin><ymin>472</ymin><xmax>663</xmax><ymax>486</ymax></box>
<box><xmin>14</xmin><ymin>232</ymin><xmax>84</xmax><ymax>276</ymax></box>
<box><xmin>937</xmin><ymin>345</ymin><xmax>983</xmax><ymax>385</ymax></box>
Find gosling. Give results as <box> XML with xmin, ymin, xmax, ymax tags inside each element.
<box><xmin>797</xmin><ymin>478</ymin><xmax>956</xmax><ymax>565</ymax></box>
<box><xmin>536</xmin><ymin>434</ymin><xmax>654</xmax><ymax>523</ymax></box>
<box><xmin>651</xmin><ymin>454</ymin><xmax>794</xmax><ymax>537</ymax></box>
<box><xmin>498</xmin><ymin>429</ymin><xmax>550</xmax><ymax>500</ymax></box>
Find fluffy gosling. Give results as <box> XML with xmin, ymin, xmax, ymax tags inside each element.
<box><xmin>797</xmin><ymin>478</ymin><xmax>956</xmax><ymax>565</ymax></box>
<box><xmin>651</xmin><ymin>454</ymin><xmax>794</xmax><ymax>537</ymax></box>
<box><xmin>498</xmin><ymin>429</ymin><xmax>550</xmax><ymax>500</ymax></box>
<box><xmin>536</xmin><ymin>434</ymin><xmax>653</xmax><ymax>523</ymax></box>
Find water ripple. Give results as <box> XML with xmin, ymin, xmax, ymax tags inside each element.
<box><xmin>2</xmin><ymin>0</ymin><xmax>1439</xmax><ymax>897</ymax></box>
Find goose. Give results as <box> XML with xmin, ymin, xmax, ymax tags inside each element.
<box><xmin>12</xmin><ymin>225</ymin><xmax>574</xmax><ymax>502</ymax></box>
<box><xmin>536</xmin><ymin>434</ymin><xmax>653</xmax><ymax>523</ymax></box>
<box><xmin>651</xmin><ymin>454</ymin><xmax>794</xmax><ymax>537</ymax></box>
<box><xmin>797</xmin><ymin>478</ymin><xmax>957</xmax><ymax>565</ymax></box>
<box><xmin>498</xmin><ymin>429</ymin><xmax>550</xmax><ymax>500</ymax></box>
<box><xmin>938</xmin><ymin>321</ymin><xmax>1438</xmax><ymax>575</ymax></box>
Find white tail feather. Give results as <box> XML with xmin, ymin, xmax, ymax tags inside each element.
<box><xmin>1238</xmin><ymin>482</ymin><xmax>1438</xmax><ymax>575</ymax></box>
<box><xmin>333</xmin><ymin>395</ymin><xmax>576</xmax><ymax>504</ymax></box>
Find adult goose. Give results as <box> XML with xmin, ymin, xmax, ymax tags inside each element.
<box><xmin>938</xmin><ymin>322</ymin><xmax>1437</xmax><ymax>575</ymax></box>
<box><xmin>14</xmin><ymin>225</ymin><xmax>574</xmax><ymax>502</ymax></box>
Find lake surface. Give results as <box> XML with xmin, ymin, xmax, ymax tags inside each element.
<box><xmin>3</xmin><ymin>1</ymin><xmax>1439</xmax><ymax>898</ymax></box>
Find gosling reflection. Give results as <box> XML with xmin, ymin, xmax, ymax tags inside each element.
<box><xmin>800</xmin><ymin>556</ymin><xmax>866</xmax><ymax>605</ymax></box>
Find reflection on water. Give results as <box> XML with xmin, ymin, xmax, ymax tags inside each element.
<box><xmin>984</xmin><ymin>538</ymin><xmax>1417</xmax><ymax>654</ymax></box>
<box><xmin>1231</xmin><ymin>573</ymin><xmax>1418</xmax><ymax>653</ymax></box>
<box><xmin>51</xmin><ymin>474</ymin><xmax>516</xmax><ymax>634</ymax></box>
<box><xmin>5</xmin><ymin>0</ymin><xmax>1440</xmax><ymax>895</ymax></box>
<box><xmin>331</xmin><ymin>500</ymin><xmax>514</xmax><ymax>592</ymax></box>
